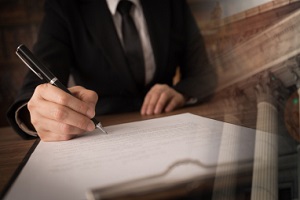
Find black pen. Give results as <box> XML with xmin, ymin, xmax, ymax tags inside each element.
<box><xmin>15</xmin><ymin>44</ymin><xmax>107</xmax><ymax>134</ymax></box>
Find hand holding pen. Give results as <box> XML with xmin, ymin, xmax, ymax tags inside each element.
<box><xmin>16</xmin><ymin>44</ymin><xmax>107</xmax><ymax>141</ymax></box>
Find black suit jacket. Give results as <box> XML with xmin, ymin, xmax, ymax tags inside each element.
<box><xmin>7</xmin><ymin>0</ymin><xmax>217</xmax><ymax>138</ymax></box>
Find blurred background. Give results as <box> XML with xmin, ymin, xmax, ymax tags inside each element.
<box><xmin>0</xmin><ymin>0</ymin><xmax>44</xmax><ymax>127</ymax></box>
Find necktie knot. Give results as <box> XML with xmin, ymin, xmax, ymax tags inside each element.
<box><xmin>117</xmin><ymin>0</ymin><xmax>133</xmax><ymax>16</ymax></box>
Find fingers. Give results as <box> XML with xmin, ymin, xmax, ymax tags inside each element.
<box><xmin>31</xmin><ymin>117</ymin><xmax>85</xmax><ymax>142</ymax></box>
<box><xmin>36</xmin><ymin>84</ymin><xmax>96</xmax><ymax>118</ymax></box>
<box><xmin>28</xmin><ymin>83</ymin><xmax>98</xmax><ymax>141</ymax></box>
<box><xmin>141</xmin><ymin>84</ymin><xmax>185</xmax><ymax>116</ymax></box>
<box><xmin>30</xmin><ymin>99</ymin><xmax>95</xmax><ymax>131</ymax></box>
<box><xmin>165</xmin><ymin>97</ymin><xmax>182</xmax><ymax>113</ymax></box>
<box><xmin>69</xmin><ymin>86</ymin><xmax>98</xmax><ymax>105</ymax></box>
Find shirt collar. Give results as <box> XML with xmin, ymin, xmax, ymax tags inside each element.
<box><xmin>106</xmin><ymin>0</ymin><xmax>140</xmax><ymax>15</ymax></box>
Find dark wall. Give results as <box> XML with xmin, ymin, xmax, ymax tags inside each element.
<box><xmin>0</xmin><ymin>0</ymin><xmax>44</xmax><ymax>127</ymax></box>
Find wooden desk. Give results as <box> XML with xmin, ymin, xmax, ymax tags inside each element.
<box><xmin>1</xmin><ymin>102</ymin><xmax>297</xmax><ymax>199</ymax></box>
<box><xmin>0</xmin><ymin>127</ymin><xmax>35</xmax><ymax>196</ymax></box>
<box><xmin>0</xmin><ymin>104</ymin><xmax>224</xmax><ymax>198</ymax></box>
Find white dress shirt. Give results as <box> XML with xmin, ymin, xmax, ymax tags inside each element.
<box><xmin>106</xmin><ymin>0</ymin><xmax>156</xmax><ymax>85</ymax></box>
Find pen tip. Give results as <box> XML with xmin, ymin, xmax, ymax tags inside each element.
<box><xmin>96</xmin><ymin>123</ymin><xmax>108</xmax><ymax>134</ymax></box>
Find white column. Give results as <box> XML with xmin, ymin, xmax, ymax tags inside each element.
<box><xmin>251</xmin><ymin>102</ymin><xmax>278</xmax><ymax>200</ymax></box>
<box><xmin>212</xmin><ymin>98</ymin><xmax>243</xmax><ymax>200</ymax></box>
<box><xmin>251</xmin><ymin>79</ymin><xmax>279</xmax><ymax>200</ymax></box>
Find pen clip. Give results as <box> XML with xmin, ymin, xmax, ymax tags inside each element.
<box><xmin>15</xmin><ymin>51</ymin><xmax>44</xmax><ymax>80</ymax></box>
<box><xmin>16</xmin><ymin>44</ymin><xmax>59</xmax><ymax>83</ymax></box>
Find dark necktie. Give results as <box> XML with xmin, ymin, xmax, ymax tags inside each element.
<box><xmin>117</xmin><ymin>0</ymin><xmax>145</xmax><ymax>88</ymax></box>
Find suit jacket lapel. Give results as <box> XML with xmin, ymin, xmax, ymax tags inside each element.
<box><xmin>141</xmin><ymin>0</ymin><xmax>170</xmax><ymax>85</ymax></box>
<box><xmin>79</xmin><ymin>0</ymin><xmax>139</xmax><ymax>94</ymax></box>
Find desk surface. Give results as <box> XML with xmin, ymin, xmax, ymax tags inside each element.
<box><xmin>0</xmin><ymin>104</ymin><xmax>223</xmax><ymax>197</ymax></box>
<box><xmin>0</xmin><ymin>127</ymin><xmax>35</xmax><ymax>195</ymax></box>
<box><xmin>0</xmin><ymin>104</ymin><xmax>298</xmax><ymax>199</ymax></box>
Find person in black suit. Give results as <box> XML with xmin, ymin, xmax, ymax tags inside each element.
<box><xmin>7</xmin><ymin>0</ymin><xmax>217</xmax><ymax>141</ymax></box>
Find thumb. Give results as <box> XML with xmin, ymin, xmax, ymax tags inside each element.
<box><xmin>68</xmin><ymin>86</ymin><xmax>98</xmax><ymax>106</ymax></box>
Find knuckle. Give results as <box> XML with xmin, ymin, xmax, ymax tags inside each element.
<box><xmin>80</xmin><ymin>103</ymin><xmax>94</xmax><ymax>117</ymax></box>
<box><xmin>152</xmin><ymin>84</ymin><xmax>159</xmax><ymax>89</ymax></box>
<box><xmin>151</xmin><ymin>84</ymin><xmax>162</xmax><ymax>91</ymax></box>
<box><xmin>160</xmin><ymin>85</ymin><xmax>169</xmax><ymax>93</ymax></box>
<box><xmin>33</xmin><ymin>84</ymin><xmax>45</xmax><ymax>99</ymax></box>
<box><xmin>60</xmin><ymin>123</ymin><xmax>74</xmax><ymax>134</ymax></box>
<box><xmin>61</xmin><ymin>135</ymin><xmax>73</xmax><ymax>141</ymax></box>
<box><xmin>158</xmin><ymin>84</ymin><xmax>167</xmax><ymax>90</ymax></box>
<box><xmin>34</xmin><ymin>84</ymin><xmax>44</xmax><ymax>94</ymax></box>
<box><xmin>77</xmin><ymin>102</ymin><xmax>89</xmax><ymax>114</ymax></box>
<box><xmin>56</xmin><ymin>94</ymin><xmax>69</xmax><ymax>105</ymax></box>
<box><xmin>156</xmin><ymin>83</ymin><xmax>164</xmax><ymax>87</ymax></box>
<box><xmin>156</xmin><ymin>85</ymin><xmax>163</xmax><ymax>92</ymax></box>
<box><xmin>78</xmin><ymin>118</ymin><xmax>90</xmax><ymax>130</ymax></box>
<box><xmin>160</xmin><ymin>92</ymin><xmax>168</xmax><ymax>99</ymax></box>
<box><xmin>150</xmin><ymin>92</ymin><xmax>158</xmax><ymax>98</ymax></box>
<box><xmin>74</xmin><ymin>85</ymin><xmax>84</xmax><ymax>90</ymax></box>
<box><xmin>145</xmin><ymin>93</ymin><xmax>152</xmax><ymax>100</ymax></box>
<box><xmin>89</xmin><ymin>90</ymin><xmax>98</xmax><ymax>101</ymax></box>
<box><xmin>30</xmin><ymin>117</ymin><xmax>39</xmax><ymax>127</ymax></box>
<box><xmin>52</xmin><ymin>108</ymin><xmax>68</xmax><ymax>121</ymax></box>
<box><xmin>157</xmin><ymin>98</ymin><xmax>168</xmax><ymax>105</ymax></box>
<box><xmin>27</xmin><ymin>100</ymin><xmax>35</xmax><ymax>111</ymax></box>
<box><xmin>151</xmin><ymin>90</ymin><xmax>162</xmax><ymax>97</ymax></box>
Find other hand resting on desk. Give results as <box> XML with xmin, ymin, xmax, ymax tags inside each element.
<box><xmin>141</xmin><ymin>84</ymin><xmax>185</xmax><ymax>116</ymax></box>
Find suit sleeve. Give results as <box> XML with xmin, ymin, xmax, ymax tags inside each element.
<box><xmin>173</xmin><ymin>1</ymin><xmax>217</xmax><ymax>102</ymax></box>
<box><xmin>7</xmin><ymin>0</ymin><xmax>74</xmax><ymax>139</ymax></box>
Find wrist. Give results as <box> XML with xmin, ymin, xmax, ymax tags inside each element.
<box><xmin>15</xmin><ymin>103</ymin><xmax>37</xmax><ymax>136</ymax></box>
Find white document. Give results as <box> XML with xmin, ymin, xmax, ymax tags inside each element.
<box><xmin>4</xmin><ymin>113</ymin><xmax>255</xmax><ymax>200</ymax></box>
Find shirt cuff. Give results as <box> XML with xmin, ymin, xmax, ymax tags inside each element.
<box><xmin>185</xmin><ymin>97</ymin><xmax>198</xmax><ymax>106</ymax></box>
<box><xmin>15</xmin><ymin>103</ymin><xmax>38</xmax><ymax>137</ymax></box>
